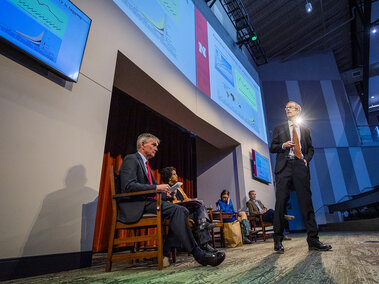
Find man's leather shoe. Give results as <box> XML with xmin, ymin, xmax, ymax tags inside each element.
<box><xmin>200</xmin><ymin>243</ymin><xmax>218</xmax><ymax>253</ymax></box>
<box><xmin>243</xmin><ymin>238</ymin><xmax>252</xmax><ymax>244</ymax></box>
<box><xmin>274</xmin><ymin>237</ymin><xmax>284</xmax><ymax>253</ymax></box>
<box><xmin>194</xmin><ymin>250</ymin><xmax>225</xmax><ymax>266</ymax></box>
<box><xmin>308</xmin><ymin>240</ymin><xmax>332</xmax><ymax>251</ymax></box>
<box><xmin>199</xmin><ymin>222</ymin><xmax>217</xmax><ymax>231</ymax></box>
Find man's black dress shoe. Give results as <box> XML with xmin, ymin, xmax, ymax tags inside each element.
<box><xmin>243</xmin><ymin>238</ymin><xmax>252</xmax><ymax>244</ymax></box>
<box><xmin>194</xmin><ymin>250</ymin><xmax>225</xmax><ymax>266</ymax></box>
<box><xmin>199</xmin><ymin>222</ymin><xmax>217</xmax><ymax>231</ymax></box>
<box><xmin>274</xmin><ymin>237</ymin><xmax>284</xmax><ymax>253</ymax></box>
<box><xmin>200</xmin><ymin>243</ymin><xmax>218</xmax><ymax>253</ymax></box>
<box><xmin>308</xmin><ymin>240</ymin><xmax>332</xmax><ymax>251</ymax></box>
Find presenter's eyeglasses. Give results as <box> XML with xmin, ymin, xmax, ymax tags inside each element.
<box><xmin>285</xmin><ymin>106</ymin><xmax>299</xmax><ymax>110</ymax></box>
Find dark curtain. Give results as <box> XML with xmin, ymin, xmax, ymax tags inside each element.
<box><xmin>93</xmin><ymin>87</ymin><xmax>196</xmax><ymax>252</ymax></box>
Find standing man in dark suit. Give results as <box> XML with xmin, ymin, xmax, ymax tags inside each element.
<box><xmin>270</xmin><ymin>102</ymin><xmax>332</xmax><ymax>253</ymax></box>
<box><xmin>118</xmin><ymin>133</ymin><xmax>225</xmax><ymax>266</ymax></box>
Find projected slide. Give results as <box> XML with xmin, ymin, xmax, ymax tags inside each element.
<box><xmin>113</xmin><ymin>2</ymin><xmax>268</xmax><ymax>143</ymax></box>
<box><xmin>113</xmin><ymin>0</ymin><xmax>196</xmax><ymax>85</ymax></box>
<box><xmin>0</xmin><ymin>0</ymin><xmax>91</xmax><ymax>81</ymax></box>
<box><xmin>207</xmin><ymin>24</ymin><xmax>267</xmax><ymax>143</ymax></box>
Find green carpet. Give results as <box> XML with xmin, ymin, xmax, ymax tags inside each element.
<box><xmin>5</xmin><ymin>232</ymin><xmax>379</xmax><ymax>283</ymax></box>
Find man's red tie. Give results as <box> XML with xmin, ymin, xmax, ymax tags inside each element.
<box><xmin>292</xmin><ymin>125</ymin><xmax>302</xmax><ymax>159</ymax></box>
<box><xmin>146</xmin><ymin>161</ymin><xmax>153</xmax><ymax>185</ymax></box>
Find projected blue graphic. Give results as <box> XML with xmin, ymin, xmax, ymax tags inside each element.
<box><xmin>113</xmin><ymin>0</ymin><xmax>196</xmax><ymax>85</ymax></box>
<box><xmin>0</xmin><ymin>3</ymin><xmax>62</xmax><ymax>62</ymax></box>
<box><xmin>0</xmin><ymin>0</ymin><xmax>91</xmax><ymax>81</ymax></box>
<box><xmin>208</xmin><ymin>24</ymin><xmax>267</xmax><ymax>142</ymax></box>
<box><xmin>215</xmin><ymin>49</ymin><xmax>234</xmax><ymax>86</ymax></box>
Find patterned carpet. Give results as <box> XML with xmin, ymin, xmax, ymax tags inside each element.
<box><xmin>5</xmin><ymin>232</ymin><xmax>379</xmax><ymax>284</ymax></box>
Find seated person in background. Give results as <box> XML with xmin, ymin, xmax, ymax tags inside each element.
<box><xmin>216</xmin><ymin>189</ymin><xmax>252</xmax><ymax>244</ymax></box>
<box><xmin>246</xmin><ymin>190</ymin><xmax>294</xmax><ymax>239</ymax></box>
<box><xmin>119</xmin><ymin>133</ymin><xmax>225</xmax><ymax>267</ymax></box>
<box><xmin>160</xmin><ymin>166</ymin><xmax>217</xmax><ymax>253</ymax></box>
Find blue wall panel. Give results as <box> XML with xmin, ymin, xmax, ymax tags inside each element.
<box><xmin>298</xmin><ymin>80</ymin><xmax>336</xmax><ymax>148</ymax></box>
<box><xmin>337</xmin><ymin>147</ymin><xmax>360</xmax><ymax>195</ymax></box>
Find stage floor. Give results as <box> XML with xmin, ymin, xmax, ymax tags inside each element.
<box><xmin>6</xmin><ymin>232</ymin><xmax>379</xmax><ymax>283</ymax></box>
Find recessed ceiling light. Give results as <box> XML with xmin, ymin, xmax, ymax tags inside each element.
<box><xmin>305</xmin><ymin>1</ymin><xmax>312</xmax><ymax>13</ymax></box>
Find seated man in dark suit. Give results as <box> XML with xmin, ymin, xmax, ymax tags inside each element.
<box><xmin>118</xmin><ymin>133</ymin><xmax>225</xmax><ymax>267</ymax></box>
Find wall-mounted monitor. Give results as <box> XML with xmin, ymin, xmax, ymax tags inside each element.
<box><xmin>252</xmin><ymin>149</ymin><xmax>271</xmax><ymax>184</ymax></box>
<box><xmin>0</xmin><ymin>0</ymin><xmax>91</xmax><ymax>82</ymax></box>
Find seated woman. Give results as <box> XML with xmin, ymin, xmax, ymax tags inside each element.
<box><xmin>216</xmin><ymin>189</ymin><xmax>252</xmax><ymax>244</ymax></box>
<box><xmin>160</xmin><ymin>166</ymin><xmax>217</xmax><ymax>254</ymax></box>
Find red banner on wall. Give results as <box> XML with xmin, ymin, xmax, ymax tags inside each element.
<box><xmin>195</xmin><ymin>8</ymin><xmax>211</xmax><ymax>97</ymax></box>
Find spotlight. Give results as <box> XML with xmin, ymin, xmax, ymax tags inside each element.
<box><xmin>372</xmin><ymin>27</ymin><xmax>377</xmax><ymax>34</ymax></box>
<box><xmin>305</xmin><ymin>1</ymin><xmax>312</xmax><ymax>13</ymax></box>
<box><xmin>295</xmin><ymin>117</ymin><xmax>303</xmax><ymax>125</ymax></box>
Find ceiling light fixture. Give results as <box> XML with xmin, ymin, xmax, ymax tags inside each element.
<box><xmin>305</xmin><ymin>1</ymin><xmax>312</xmax><ymax>13</ymax></box>
<box><xmin>372</xmin><ymin>27</ymin><xmax>377</xmax><ymax>34</ymax></box>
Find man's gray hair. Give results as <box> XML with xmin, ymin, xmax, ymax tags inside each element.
<box><xmin>136</xmin><ymin>133</ymin><xmax>160</xmax><ymax>150</ymax></box>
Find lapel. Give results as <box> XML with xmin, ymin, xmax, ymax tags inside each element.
<box><xmin>135</xmin><ymin>152</ymin><xmax>149</xmax><ymax>181</ymax></box>
<box><xmin>250</xmin><ymin>200</ymin><xmax>259</xmax><ymax>211</ymax></box>
<box><xmin>283</xmin><ymin>123</ymin><xmax>291</xmax><ymax>142</ymax></box>
<box><xmin>299</xmin><ymin>126</ymin><xmax>306</xmax><ymax>150</ymax></box>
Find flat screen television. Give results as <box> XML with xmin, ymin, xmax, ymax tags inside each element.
<box><xmin>252</xmin><ymin>149</ymin><xmax>271</xmax><ymax>184</ymax></box>
<box><xmin>0</xmin><ymin>0</ymin><xmax>91</xmax><ymax>82</ymax></box>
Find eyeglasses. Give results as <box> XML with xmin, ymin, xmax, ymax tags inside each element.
<box><xmin>285</xmin><ymin>106</ymin><xmax>298</xmax><ymax>110</ymax></box>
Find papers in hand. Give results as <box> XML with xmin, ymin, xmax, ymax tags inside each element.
<box><xmin>169</xmin><ymin>182</ymin><xmax>183</xmax><ymax>193</ymax></box>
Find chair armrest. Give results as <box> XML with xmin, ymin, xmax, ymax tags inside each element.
<box><xmin>113</xmin><ymin>190</ymin><xmax>163</xmax><ymax>211</ymax></box>
<box><xmin>112</xmin><ymin>189</ymin><xmax>159</xmax><ymax>199</ymax></box>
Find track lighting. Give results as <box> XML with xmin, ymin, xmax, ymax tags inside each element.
<box><xmin>305</xmin><ymin>1</ymin><xmax>312</xmax><ymax>13</ymax></box>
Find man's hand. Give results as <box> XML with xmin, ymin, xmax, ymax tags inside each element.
<box><xmin>304</xmin><ymin>159</ymin><xmax>308</xmax><ymax>167</ymax></box>
<box><xmin>283</xmin><ymin>140</ymin><xmax>295</xmax><ymax>148</ymax></box>
<box><xmin>156</xmin><ymin>184</ymin><xmax>170</xmax><ymax>193</ymax></box>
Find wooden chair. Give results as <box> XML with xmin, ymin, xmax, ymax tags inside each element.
<box><xmin>248</xmin><ymin>214</ymin><xmax>273</xmax><ymax>241</ymax></box>
<box><xmin>208</xmin><ymin>209</ymin><xmax>228</xmax><ymax>248</ymax></box>
<box><xmin>106</xmin><ymin>165</ymin><xmax>164</xmax><ymax>272</ymax></box>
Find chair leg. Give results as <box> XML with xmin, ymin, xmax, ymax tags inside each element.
<box><xmin>211</xmin><ymin>227</ymin><xmax>216</xmax><ymax>248</ymax></box>
<box><xmin>157</xmin><ymin>224</ymin><xmax>163</xmax><ymax>270</ymax></box>
<box><xmin>106</xmin><ymin>221</ymin><xmax>117</xmax><ymax>272</ymax></box>
<box><xmin>171</xmin><ymin>248</ymin><xmax>177</xmax><ymax>263</ymax></box>
<box><xmin>262</xmin><ymin>225</ymin><xmax>266</xmax><ymax>241</ymax></box>
<box><xmin>221</xmin><ymin>228</ymin><xmax>225</xmax><ymax>248</ymax></box>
